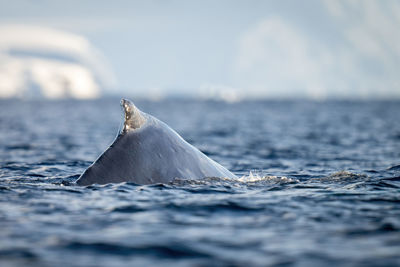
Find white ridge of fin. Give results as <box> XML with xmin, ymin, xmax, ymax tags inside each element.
<box><xmin>121</xmin><ymin>98</ymin><xmax>146</xmax><ymax>132</ymax></box>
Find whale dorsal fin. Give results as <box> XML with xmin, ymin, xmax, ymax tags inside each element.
<box><xmin>121</xmin><ymin>99</ymin><xmax>146</xmax><ymax>132</ymax></box>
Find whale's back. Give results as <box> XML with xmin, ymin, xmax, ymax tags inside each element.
<box><xmin>77</xmin><ymin>99</ymin><xmax>236</xmax><ymax>185</ymax></box>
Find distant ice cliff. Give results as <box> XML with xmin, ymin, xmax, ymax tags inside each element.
<box><xmin>0</xmin><ymin>25</ymin><xmax>116</xmax><ymax>99</ymax></box>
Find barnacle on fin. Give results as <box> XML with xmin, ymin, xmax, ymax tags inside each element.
<box><xmin>121</xmin><ymin>99</ymin><xmax>146</xmax><ymax>132</ymax></box>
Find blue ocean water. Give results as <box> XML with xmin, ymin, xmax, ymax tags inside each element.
<box><xmin>0</xmin><ymin>98</ymin><xmax>399</xmax><ymax>266</ymax></box>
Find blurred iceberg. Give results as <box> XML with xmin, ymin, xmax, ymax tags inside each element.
<box><xmin>0</xmin><ymin>25</ymin><xmax>116</xmax><ymax>99</ymax></box>
<box><xmin>199</xmin><ymin>84</ymin><xmax>242</xmax><ymax>103</ymax></box>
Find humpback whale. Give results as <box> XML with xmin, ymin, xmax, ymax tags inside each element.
<box><xmin>76</xmin><ymin>99</ymin><xmax>237</xmax><ymax>185</ymax></box>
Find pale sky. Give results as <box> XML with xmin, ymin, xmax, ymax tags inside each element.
<box><xmin>0</xmin><ymin>0</ymin><xmax>399</xmax><ymax>99</ymax></box>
